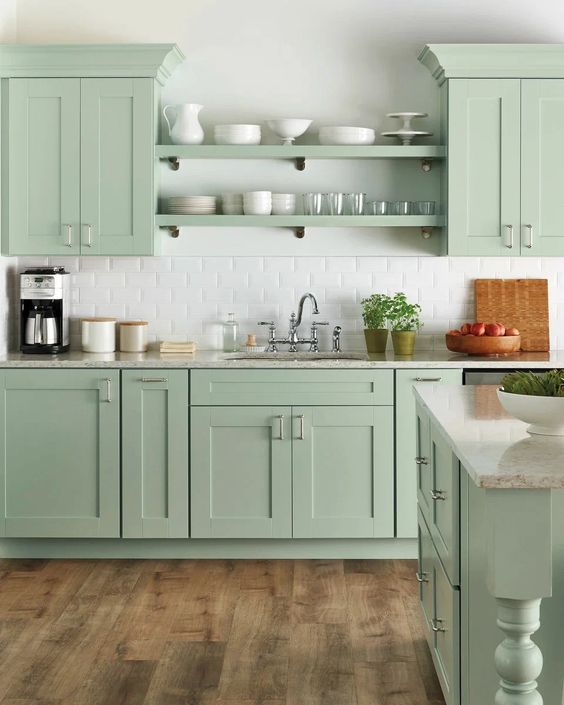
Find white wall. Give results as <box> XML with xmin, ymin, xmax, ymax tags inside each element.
<box><xmin>7</xmin><ymin>0</ymin><xmax>564</xmax><ymax>351</ymax></box>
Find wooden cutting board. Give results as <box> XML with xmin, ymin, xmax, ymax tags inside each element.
<box><xmin>475</xmin><ymin>278</ymin><xmax>549</xmax><ymax>352</ymax></box>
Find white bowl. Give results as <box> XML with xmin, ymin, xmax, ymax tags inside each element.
<box><xmin>497</xmin><ymin>389</ymin><xmax>564</xmax><ymax>435</ymax></box>
<box><xmin>266</xmin><ymin>118</ymin><xmax>313</xmax><ymax>145</ymax></box>
<box><xmin>272</xmin><ymin>202</ymin><xmax>296</xmax><ymax>215</ymax></box>
<box><xmin>318</xmin><ymin>126</ymin><xmax>375</xmax><ymax>145</ymax></box>
<box><xmin>215</xmin><ymin>135</ymin><xmax>261</xmax><ymax>145</ymax></box>
<box><xmin>244</xmin><ymin>203</ymin><xmax>272</xmax><ymax>215</ymax></box>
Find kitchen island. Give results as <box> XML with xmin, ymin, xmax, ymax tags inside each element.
<box><xmin>414</xmin><ymin>384</ymin><xmax>564</xmax><ymax>705</ymax></box>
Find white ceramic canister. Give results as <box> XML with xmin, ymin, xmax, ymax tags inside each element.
<box><xmin>81</xmin><ymin>317</ymin><xmax>117</xmax><ymax>353</ymax></box>
<box><xmin>119</xmin><ymin>321</ymin><xmax>149</xmax><ymax>353</ymax></box>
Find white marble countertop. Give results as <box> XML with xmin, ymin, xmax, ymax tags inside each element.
<box><xmin>414</xmin><ymin>384</ymin><xmax>564</xmax><ymax>489</ymax></box>
<box><xmin>2</xmin><ymin>349</ymin><xmax>564</xmax><ymax>368</ymax></box>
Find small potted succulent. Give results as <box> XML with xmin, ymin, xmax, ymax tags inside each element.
<box><xmin>361</xmin><ymin>293</ymin><xmax>392</xmax><ymax>353</ymax></box>
<box><xmin>388</xmin><ymin>292</ymin><xmax>422</xmax><ymax>356</ymax></box>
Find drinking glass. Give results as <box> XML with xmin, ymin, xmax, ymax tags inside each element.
<box><xmin>393</xmin><ymin>200</ymin><xmax>411</xmax><ymax>216</ymax></box>
<box><xmin>344</xmin><ymin>192</ymin><xmax>365</xmax><ymax>215</ymax></box>
<box><xmin>325</xmin><ymin>192</ymin><xmax>344</xmax><ymax>215</ymax></box>
<box><xmin>303</xmin><ymin>192</ymin><xmax>323</xmax><ymax>216</ymax></box>
<box><xmin>415</xmin><ymin>200</ymin><xmax>436</xmax><ymax>215</ymax></box>
<box><xmin>368</xmin><ymin>200</ymin><xmax>388</xmax><ymax>215</ymax></box>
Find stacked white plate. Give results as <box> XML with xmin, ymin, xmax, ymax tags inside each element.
<box><xmin>221</xmin><ymin>192</ymin><xmax>244</xmax><ymax>215</ymax></box>
<box><xmin>167</xmin><ymin>196</ymin><xmax>217</xmax><ymax>215</ymax></box>
<box><xmin>318</xmin><ymin>126</ymin><xmax>375</xmax><ymax>145</ymax></box>
<box><xmin>214</xmin><ymin>124</ymin><xmax>261</xmax><ymax>145</ymax></box>
<box><xmin>272</xmin><ymin>193</ymin><xmax>296</xmax><ymax>215</ymax></box>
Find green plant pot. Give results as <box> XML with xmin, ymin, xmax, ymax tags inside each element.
<box><xmin>391</xmin><ymin>330</ymin><xmax>417</xmax><ymax>356</ymax></box>
<box><xmin>364</xmin><ymin>329</ymin><xmax>389</xmax><ymax>353</ymax></box>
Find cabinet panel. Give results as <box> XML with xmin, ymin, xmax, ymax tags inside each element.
<box><xmin>0</xmin><ymin>370</ymin><xmax>119</xmax><ymax>537</ymax></box>
<box><xmin>433</xmin><ymin>553</ymin><xmax>460</xmax><ymax>705</ymax></box>
<box><xmin>7</xmin><ymin>78</ymin><xmax>81</xmax><ymax>255</ymax></box>
<box><xmin>191</xmin><ymin>406</ymin><xmax>292</xmax><ymax>538</ymax></box>
<box><xmin>418</xmin><ymin>509</ymin><xmax>436</xmax><ymax>648</ymax></box>
<box><xmin>292</xmin><ymin>406</ymin><xmax>394</xmax><ymax>538</ymax></box>
<box><xmin>122</xmin><ymin>370</ymin><xmax>189</xmax><ymax>538</ymax></box>
<box><xmin>81</xmin><ymin>78</ymin><xmax>154</xmax><ymax>255</ymax></box>
<box><xmin>521</xmin><ymin>79</ymin><xmax>564</xmax><ymax>256</ymax></box>
<box><xmin>448</xmin><ymin>79</ymin><xmax>521</xmax><ymax>256</ymax></box>
<box><xmin>396</xmin><ymin>370</ymin><xmax>462</xmax><ymax>538</ymax></box>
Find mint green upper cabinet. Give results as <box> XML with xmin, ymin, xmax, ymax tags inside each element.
<box><xmin>0</xmin><ymin>370</ymin><xmax>120</xmax><ymax>538</ymax></box>
<box><xmin>6</xmin><ymin>78</ymin><xmax>81</xmax><ymax>255</ymax></box>
<box><xmin>80</xmin><ymin>79</ymin><xmax>154</xmax><ymax>255</ymax></box>
<box><xmin>191</xmin><ymin>406</ymin><xmax>292</xmax><ymax>539</ymax></box>
<box><xmin>122</xmin><ymin>371</ymin><xmax>189</xmax><ymax>538</ymax></box>
<box><xmin>521</xmin><ymin>79</ymin><xmax>564</xmax><ymax>256</ymax></box>
<box><xmin>292</xmin><ymin>406</ymin><xmax>394</xmax><ymax>538</ymax></box>
<box><xmin>448</xmin><ymin>79</ymin><xmax>521</xmax><ymax>256</ymax></box>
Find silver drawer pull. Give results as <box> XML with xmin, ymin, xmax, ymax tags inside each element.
<box><xmin>504</xmin><ymin>224</ymin><xmax>513</xmax><ymax>249</ymax></box>
<box><xmin>298</xmin><ymin>414</ymin><xmax>305</xmax><ymax>440</ymax></box>
<box><xmin>278</xmin><ymin>415</ymin><xmax>284</xmax><ymax>440</ymax></box>
<box><xmin>415</xmin><ymin>456</ymin><xmax>429</xmax><ymax>465</ymax></box>
<box><xmin>525</xmin><ymin>223</ymin><xmax>533</xmax><ymax>249</ymax></box>
<box><xmin>64</xmin><ymin>224</ymin><xmax>73</xmax><ymax>247</ymax></box>
<box><xmin>104</xmin><ymin>378</ymin><xmax>112</xmax><ymax>403</ymax></box>
<box><xmin>430</xmin><ymin>489</ymin><xmax>447</xmax><ymax>501</ymax></box>
<box><xmin>84</xmin><ymin>223</ymin><xmax>93</xmax><ymax>247</ymax></box>
<box><xmin>416</xmin><ymin>571</ymin><xmax>429</xmax><ymax>583</ymax></box>
<box><xmin>432</xmin><ymin>618</ymin><xmax>446</xmax><ymax>633</ymax></box>
<box><xmin>141</xmin><ymin>377</ymin><xmax>168</xmax><ymax>383</ymax></box>
<box><xmin>415</xmin><ymin>377</ymin><xmax>442</xmax><ymax>382</ymax></box>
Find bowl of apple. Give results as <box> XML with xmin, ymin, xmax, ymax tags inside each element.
<box><xmin>445</xmin><ymin>322</ymin><xmax>521</xmax><ymax>356</ymax></box>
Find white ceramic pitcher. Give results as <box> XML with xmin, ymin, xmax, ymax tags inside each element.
<box><xmin>163</xmin><ymin>103</ymin><xmax>204</xmax><ymax>145</ymax></box>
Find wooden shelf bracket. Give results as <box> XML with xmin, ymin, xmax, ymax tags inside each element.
<box><xmin>295</xmin><ymin>226</ymin><xmax>305</xmax><ymax>239</ymax></box>
<box><xmin>167</xmin><ymin>157</ymin><xmax>180</xmax><ymax>171</ymax></box>
<box><xmin>421</xmin><ymin>226</ymin><xmax>433</xmax><ymax>239</ymax></box>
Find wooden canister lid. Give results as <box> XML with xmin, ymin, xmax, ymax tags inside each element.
<box><xmin>81</xmin><ymin>317</ymin><xmax>117</xmax><ymax>322</ymax></box>
<box><xmin>120</xmin><ymin>321</ymin><xmax>148</xmax><ymax>326</ymax></box>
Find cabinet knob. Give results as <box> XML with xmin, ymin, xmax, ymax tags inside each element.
<box><xmin>430</xmin><ymin>489</ymin><xmax>447</xmax><ymax>501</ymax></box>
<box><xmin>415</xmin><ymin>456</ymin><xmax>429</xmax><ymax>465</ymax></box>
<box><xmin>415</xmin><ymin>571</ymin><xmax>429</xmax><ymax>583</ymax></box>
<box><xmin>432</xmin><ymin>618</ymin><xmax>446</xmax><ymax>633</ymax></box>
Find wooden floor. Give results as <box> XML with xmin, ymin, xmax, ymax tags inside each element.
<box><xmin>0</xmin><ymin>558</ymin><xmax>445</xmax><ymax>705</ymax></box>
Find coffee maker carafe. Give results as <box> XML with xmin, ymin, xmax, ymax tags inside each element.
<box><xmin>20</xmin><ymin>267</ymin><xmax>70</xmax><ymax>354</ymax></box>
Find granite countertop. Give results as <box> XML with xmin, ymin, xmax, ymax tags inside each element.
<box><xmin>414</xmin><ymin>384</ymin><xmax>564</xmax><ymax>490</ymax></box>
<box><xmin>1</xmin><ymin>349</ymin><xmax>564</xmax><ymax>368</ymax></box>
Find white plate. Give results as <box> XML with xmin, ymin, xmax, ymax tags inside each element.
<box><xmin>381</xmin><ymin>130</ymin><xmax>433</xmax><ymax>146</ymax></box>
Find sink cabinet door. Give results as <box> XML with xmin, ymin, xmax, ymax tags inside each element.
<box><xmin>191</xmin><ymin>406</ymin><xmax>292</xmax><ymax>538</ymax></box>
<box><xmin>80</xmin><ymin>78</ymin><xmax>154</xmax><ymax>255</ymax></box>
<box><xmin>0</xmin><ymin>370</ymin><xmax>120</xmax><ymax>537</ymax></box>
<box><xmin>292</xmin><ymin>406</ymin><xmax>394</xmax><ymax>538</ymax></box>
<box><xmin>122</xmin><ymin>371</ymin><xmax>189</xmax><ymax>538</ymax></box>
<box><xmin>6</xmin><ymin>78</ymin><xmax>81</xmax><ymax>255</ymax></box>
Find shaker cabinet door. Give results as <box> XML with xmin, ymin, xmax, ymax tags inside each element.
<box><xmin>190</xmin><ymin>406</ymin><xmax>292</xmax><ymax>538</ymax></box>
<box><xmin>80</xmin><ymin>78</ymin><xmax>154</xmax><ymax>255</ymax></box>
<box><xmin>448</xmin><ymin>79</ymin><xmax>521</xmax><ymax>256</ymax></box>
<box><xmin>0</xmin><ymin>370</ymin><xmax>120</xmax><ymax>538</ymax></box>
<box><xmin>521</xmin><ymin>79</ymin><xmax>564</xmax><ymax>256</ymax></box>
<box><xmin>292</xmin><ymin>406</ymin><xmax>394</xmax><ymax>538</ymax></box>
<box><xmin>122</xmin><ymin>370</ymin><xmax>189</xmax><ymax>538</ymax></box>
<box><xmin>6</xmin><ymin>78</ymin><xmax>81</xmax><ymax>255</ymax></box>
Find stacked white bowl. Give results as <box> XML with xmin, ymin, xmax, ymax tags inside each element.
<box><xmin>221</xmin><ymin>192</ymin><xmax>244</xmax><ymax>215</ymax></box>
<box><xmin>214</xmin><ymin>124</ymin><xmax>261</xmax><ymax>145</ymax></box>
<box><xmin>243</xmin><ymin>191</ymin><xmax>272</xmax><ymax>215</ymax></box>
<box><xmin>318</xmin><ymin>126</ymin><xmax>375</xmax><ymax>145</ymax></box>
<box><xmin>168</xmin><ymin>196</ymin><xmax>217</xmax><ymax>215</ymax></box>
<box><xmin>272</xmin><ymin>193</ymin><xmax>296</xmax><ymax>215</ymax></box>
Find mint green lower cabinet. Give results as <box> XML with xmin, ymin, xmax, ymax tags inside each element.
<box><xmin>396</xmin><ymin>369</ymin><xmax>462</xmax><ymax>538</ymax></box>
<box><xmin>0</xmin><ymin>370</ymin><xmax>119</xmax><ymax>538</ymax></box>
<box><xmin>191</xmin><ymin>406</ymin><xmax>292</xmax><ymax>538</ymax></box>
<box><xmin>417</xmin><ymin>509</ymin><xmax>435</xmax><ymax>647</ymax></box>
<box><xmin>122</xmin><ymin>371</ymin><xmax>189</xmax><ymax>538</ymax></box>
<box><xmin>292</xmin><ymin>406</ymin><xmax>394</xmax><ymax>538</ymax></box>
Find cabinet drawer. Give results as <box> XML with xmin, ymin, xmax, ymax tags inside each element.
<box><xmin>433</xmin><ymin>551</ymin><xmax>460</xmax><ymax>705</ymax></box>
<box><xmin>417</xmin><ymin>509</ymin><xmax>435</xmax><ymax>647</ymax></box>
<box><xmin>191</xmin><ymin>370</ymin><xmax>394</xmax><ymax>406</ymax></box>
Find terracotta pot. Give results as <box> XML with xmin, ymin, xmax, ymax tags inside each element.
<box><xmin>364</xmin><ymin>328</ymin><xmax>389</xmax><ymax>353</ymax></box>
<box><xmin>391</xmin><ymin>330</ymin><xmax>417</xmax><ymax>356</ymax></box>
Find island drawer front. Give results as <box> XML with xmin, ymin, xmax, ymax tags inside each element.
<box><xmin>190</xmin><ymin>370</ymin><xmax>394</xmax><ymax>406</ymax></box>
<box><xmin>433</xmin><ymin>549</ymin><xmax>461</xmax><ymax>705</ymax></box>
<box><xmin>417</xmin><ymin>509</ymin><xmax>436</xmax><ymax>649</ymax></box>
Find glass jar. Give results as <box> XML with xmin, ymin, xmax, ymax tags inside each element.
<box><xmin>222</xmin><ymin>312</ymin><xmax>239</xmax><ymax>352</ymax></box>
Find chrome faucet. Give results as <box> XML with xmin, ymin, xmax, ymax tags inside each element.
<box><xmin>259</xmin><ymin>292</ymin><xmax>332</xmax><ymax>353</ymax></box>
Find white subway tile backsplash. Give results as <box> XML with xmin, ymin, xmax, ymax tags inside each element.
<box><xmin>172</xmin><ymin>257</ymin><xmax>203</xmax><ymax>273</ymax></box>
<box><xmin>95</xmin><ymin>272</ymin><xmax>126</xmax><ymax>288</ymax></box>
<box><xmin>203</xmin><ymin>257</ymin><xmax>233</xmax><ymax>272</ymax></box>
<box><xmin>264</xmin><ymin>257</ymin><xmax>294</xmax><ymax>272</ymax></box>
<box><xmin>157</xmin><ymin>272</ymin><xmax>188</xmax><ymax>288</ymax></box>
<box><xmin>141</xmin><ymin>257</ymin><xmax>171</xmax><ymax>272</ymax></box>
<box><xmin>110</xmin><ymin>288</ymin><xmax>141</xmax><ymax>305</ymax></box>
<box><xmin>142</xmin><ymin>288</ymin><xmax>172</xmax><ymax>304</ymax></box>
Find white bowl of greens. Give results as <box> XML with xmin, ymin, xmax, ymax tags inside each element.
<box><xmin>498</xmin><ymin>370</ymin><xmax>564</xmax><ymax>436</ymax></box>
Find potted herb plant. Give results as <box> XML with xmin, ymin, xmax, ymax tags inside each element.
<box><xmin>361</xmin><ymin>293</ymin><xmax>392</xmax><ymax>353</ymax></box>
<box><xmin>388</xmin><ymin>292</ymin><xmax>422</xmax><ymax>356</ymax></box>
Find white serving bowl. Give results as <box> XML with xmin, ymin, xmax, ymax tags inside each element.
<box><xmin>497</xmin><ymin>389</ymin><xmax>564</xmax><ymax>435</ymax></box>
<box><xmin>214</xmin><ymin>124</ymin><xmax>261</xmax><ymax>145</ymax></box>
<box><xmin>266</xmin><ymin>118</ymin><xmax>313</xmax><ymax>145</ymax></box>
<box><xmin>318</xmin><ymin>126</ymin><xmax>375</xmax><ymax>145</ymax></box>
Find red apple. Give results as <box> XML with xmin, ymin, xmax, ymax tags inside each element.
<box><xmin>485</xmin><ymin>323</ymin><xmax>503</xmax><ymax>337</ymax></box>
<box><xmin>460</xmin><ymin>323</ymin><xmax>472</xmax><ymax>335</ymax></box>
<box><xmin>447</xmin><ymin>329</ymin><xmax>462</xmax><ymax>336</ymax></box>
<box><xmin>496</xmin><ymin>322</ymin><xmax>506</xmax><ymax>336</ymax></box>
<box><xmin>505</xmin><ymin>327</ymin><xmax>520</xmax><ymax>336</ymax></box>
<box><xmin>470</xmin><ymin>322</ymin><xmax>486</xmax><ymax>336</ymax></box>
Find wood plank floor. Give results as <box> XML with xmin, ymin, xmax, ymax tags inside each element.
<box><xmin>0</xmin><ymin>558</ymin><xmax>445</xmax><ymax>705</ymax></box>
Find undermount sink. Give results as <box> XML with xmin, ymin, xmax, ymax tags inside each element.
<box><xmin>224</xmin><ymin>352</ymin><xmax>369</xmax><ymax>361</ymax></box>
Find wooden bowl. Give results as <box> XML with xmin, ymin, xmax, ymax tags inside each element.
<box><xmin>445</xmin><ymin>334</ymin><xmax>521</xmax><ymax>356</ymax></box>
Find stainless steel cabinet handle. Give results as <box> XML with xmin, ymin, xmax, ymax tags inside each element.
<box><xmin>104</xmin><ymin>378</ymin><xmax>112</xmax><ymax>403</ymax></box>
<box><xmin>430</xmin><ymin>489</ymin><xmax>447</xmax><ymax>501</ymax></box>
<box><xmin>432</xmin><ymin>618</ymin><xmax>446</xmax><ymax>633</ymax></box>
<box><xmin>504</xmin><ymin>224</ymin><xmax>513</xmax><ymax>249</ymax></box>
<box><xmin>298</xmin><ymin>414</ymin><xmax>305</xmax><ymax>440</ymax></box>
<box><xmin>525</xmin><ymin>224</ymin><xmax>533</xmax><ymax>249</ymax></box>
<box><xmin>141</xmin><ymin>377</ymin><xmax>168</xmax><ymax>383</ymax></box>
<box><xmin>278</xmin><ymin>415</ymin><xmax>285</xmax><ymax>440</ymax></box>
<box><xmin>84</xmin><ymin>224</ymin><xmax>92</xmax><ymax>247</ymax></box>
<box><xmin>415</xmin><ymin>377</ymin><xmax>442</xmax><ymax>382</ymax></box>
<box><xmin>415</xmin><ymin>571</ymin><xmax>429</xmax><ymax>583</ymax></box>
<box><xmin>415</xmin><ymin>456</ymin><xmax>429</xmax><ymax>465</ymax></box>
<box><xmin>64</xmin><ymin>224</ymin><xmax>73</xmax><ymax>247</ymax></box>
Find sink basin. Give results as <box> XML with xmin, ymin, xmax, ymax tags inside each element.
<box><xmin>224</xmin><ymin>352</ymin><xmax>369</xmax><ymax>361</ymax></box>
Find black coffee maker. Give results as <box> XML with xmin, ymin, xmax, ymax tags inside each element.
<box><xmin>20</xmin><ymin>267</ymin><xmax>70</xmax><ymax>354</ymax></box>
